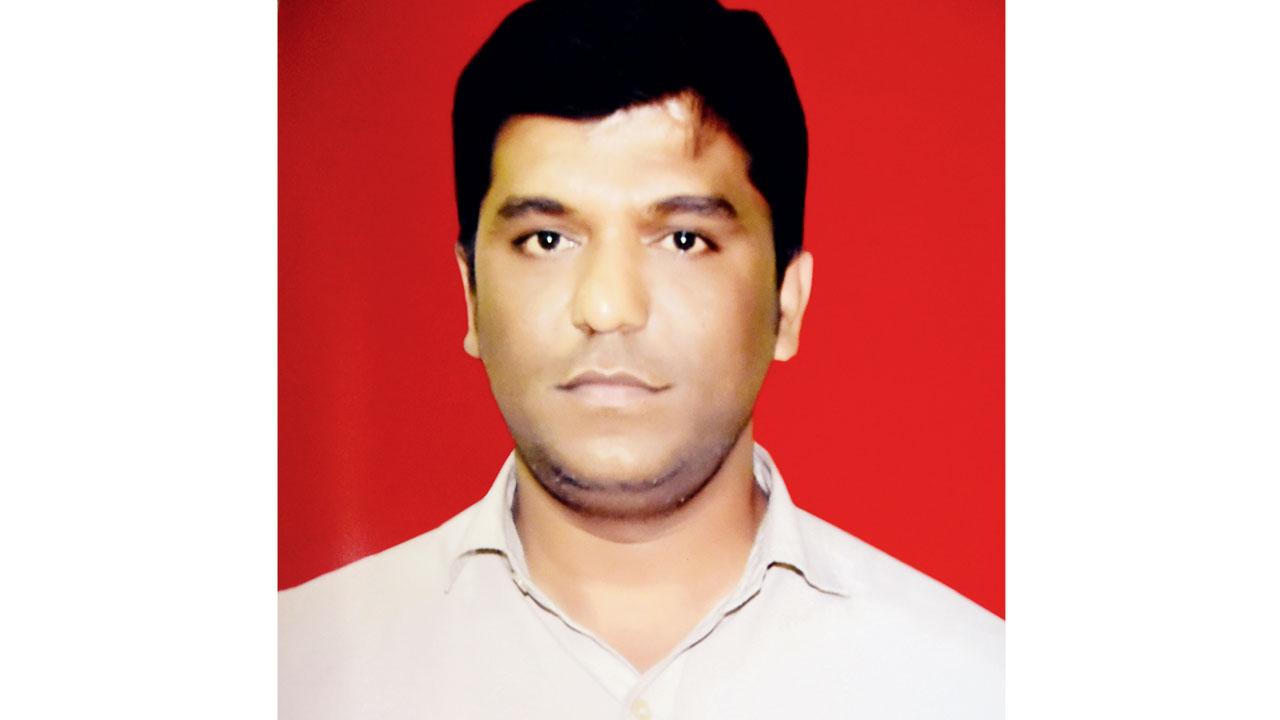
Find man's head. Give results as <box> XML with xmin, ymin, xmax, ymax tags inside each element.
<box><xmin>451</xmin><ymin>0</ymin><xmax>814</xmax><ymax>519</ymax></box>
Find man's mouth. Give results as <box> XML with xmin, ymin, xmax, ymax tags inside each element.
<box><xmin>557</xmin><ymin>369</ymin><xmax>670</xmax><ymax>406</ymax></box>
<box><xmin>558</xmin><ymin>369</ymin><xmax>668</xmax><ymax>391</ymax></box>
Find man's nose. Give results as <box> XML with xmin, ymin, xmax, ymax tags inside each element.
<box><xmin>570</xmin><ymin>236</ymin><xmax>650</xmax><ymax>336</ymax></box>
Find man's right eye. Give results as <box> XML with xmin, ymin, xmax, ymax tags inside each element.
<box><xmin>514</xmin><ymin>230</ymin><xmax>576</xmax><ymax>255</ymax></box>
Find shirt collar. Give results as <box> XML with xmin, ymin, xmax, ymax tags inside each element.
<box><xmin>445</xmin><ymin>442</ymin><xmax>852</xmax><ymax>597</ymax></box>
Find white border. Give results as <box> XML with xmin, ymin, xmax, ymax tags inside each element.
<box><xmin>1009</xmin><ymin>0</ymin><xmax>1280</xmax><ymax>715</ymax></box>
<box><xmin>0</xmin><ymin>2</ymin><xmax>276</xmax><ymax>716</ymax></box>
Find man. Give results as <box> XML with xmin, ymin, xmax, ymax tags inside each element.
<box><xmin>279</xmin><ymin>0</ymin><xmax>1003</xmax><ymax>717</ymax></box>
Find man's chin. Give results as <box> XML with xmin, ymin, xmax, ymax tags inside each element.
<box><xmin>526</xmin><ymin>431</ymin><xmax>660</xmax><ymax>471</ymax></box>
<box><xmin>512</xmin><ymin>431</ymin><xmax>740</xmax><ymax>521</ymax></box>
<box><xmin>534</xmin><ymin>443</ymin><xmax>680</xmax><ymax>493</ymax></box>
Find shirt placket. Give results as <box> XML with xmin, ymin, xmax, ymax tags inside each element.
<box><xmin>619</xmin><ymin>652</ymin><xmax>686</xmax><ymax>720</ymax></box>
<box><xmin>614</xmin><ymin>549</ymin><xmax>773</xmax><ymax>720</ymax></box>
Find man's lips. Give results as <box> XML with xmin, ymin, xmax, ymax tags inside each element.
<box><xmin>557</xmin><ymin>370</ymin><xmax>668</xmax><ymax>392</ymax></box>
<box><xmin>557</xmin><ymin>370</ymin><xmax>671</xmax><ymax>406</ymax></box>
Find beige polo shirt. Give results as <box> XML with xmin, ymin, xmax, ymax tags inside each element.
<box><xmin>279</xmin><ymin>443</ymin><xmax>1003</xmax><ymax>719</ymax></box>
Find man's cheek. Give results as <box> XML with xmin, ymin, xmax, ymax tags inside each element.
<box><xmin>477</xmin><ymin>295</ymin><xmax>526</xmax><ymax>347</ymax></box>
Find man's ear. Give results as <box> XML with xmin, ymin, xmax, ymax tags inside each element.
<box><xmin>454</xmin><ymin>244</ymin><xmax>480</xmax><ymax>358</ymax></box>
<box><xmin>773</xmin><ymin>250</ymin><xmax>814</xmax><ymax>362</ymax></box>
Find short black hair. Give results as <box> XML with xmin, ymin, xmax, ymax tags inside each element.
<box><xmin>452</xmin><ymin>0</ymin><xmax>808</xmax><ymax>291</ymax></box>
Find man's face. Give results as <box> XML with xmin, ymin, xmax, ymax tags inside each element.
<box><xmin>456</xmin><ymin>94</ymin><xmax>812</xmax><ymax>519</ymax></box>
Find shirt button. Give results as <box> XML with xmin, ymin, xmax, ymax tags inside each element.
<box><xmin>630</xmin><ymin>698</ymin><xmax>651</xmax><ymax>720</ymax></box>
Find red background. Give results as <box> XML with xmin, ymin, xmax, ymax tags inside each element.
<box><xmin>279</xmin><ymin>0</ymin><xmax>1004</xmax><ymax>617</ymax></box>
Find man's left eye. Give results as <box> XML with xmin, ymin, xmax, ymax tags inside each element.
<box><xmin>661</xmin><ymin>230</ymin><xmax>716</xmax><ymax>254</ymax></box>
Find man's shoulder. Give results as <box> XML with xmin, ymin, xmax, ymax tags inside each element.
<box><xmin>279</xmin><ymin>503</ymin><xmax>501</xmax><ymax>717</ymax></box>
<box><xmin>278</xmin><ymin>502</ymin><xmax>476</xmax><ymax>624</ymax></box>
<box><xmin>793</xmin><ymin>507</ymin><xmax>1004</xmax><ymax>661</ymax></box>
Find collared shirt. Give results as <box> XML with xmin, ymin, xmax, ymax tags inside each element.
<box><xmin>279</xmin><ymin>443</ymin><xmax>1004</xmax><ymax>719</ymax></box>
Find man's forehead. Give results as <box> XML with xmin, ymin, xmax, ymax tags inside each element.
<box><xmin>481</xmin><ymin>93</ymin><xmax>767</xmax><ymax>226</ymax></box>
<box><xmin>494</xmin><ymin>92</ymin><xmax>734</xmax><ymax>163</ymax></box>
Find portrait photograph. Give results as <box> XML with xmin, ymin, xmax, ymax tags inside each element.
<box><xmin>3</xmin><ymin>0</ymin><xmax>1275</xmax><ymax>717</ymax></box>
<box><xmin>278</xmin><ymin>0</ymin><xmax>1003</xmax><ymax>717</ymax></box>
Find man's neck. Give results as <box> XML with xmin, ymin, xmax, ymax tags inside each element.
<box><xmin>511</xmin><ymin>425</ymin><xmax>768</xmax><ymax>669</ymax></box>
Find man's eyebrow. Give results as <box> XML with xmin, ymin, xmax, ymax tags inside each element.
<box><xmin>494</xmin><ymin>194</ymin><xmax>739</xmax><ymax>222</ymax></box>
<box><xmin>650</xmin><ymin>195</ymin><xmax>739</xmax><ymax>219</ymax></box>
<box><xmin>495</xmin><ymin>196</ymin><xmax>570</xmax><ymax>220</ymax></box>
